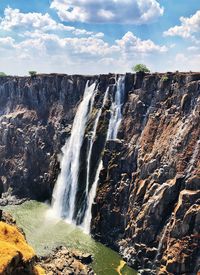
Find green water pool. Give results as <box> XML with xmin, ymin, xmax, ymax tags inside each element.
<box><xmin>2</xmin><ymin>201</ymin><xmax>137</xmax><ymax>275</ymax></box>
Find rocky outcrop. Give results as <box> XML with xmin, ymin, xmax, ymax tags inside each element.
<box><xmin>91</xmin><ymin>72</ymin><xmax>200</xmax><ymax>274</ymax></box>
<box><xmin>0</xmin><ymin>72</ymin><xmax>199</xmax><ymax>274</ymax></box>
<box><xmin>38</xmin><ymin>247</ymin><xmax>94</xmax><ymax>275</ymax></box>
<box><xmin>0</xmin><ymin>215</ymin><xmax>45</xmax><ymax>275</ymax></box>
<box><xmin>0</xmin><ymin>211</ymin><xmax>94</xmax><ymax>275</ymax></box>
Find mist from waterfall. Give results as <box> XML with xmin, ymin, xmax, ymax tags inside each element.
<box><xmin>107</xmin><ymin>75</ymin><xmax>125</xmax><ymax>140</ymax></box>
<box><xmin>52</xmin><ymin>81</ymin><xmax>96</xmax><ymax>222</ymax></box>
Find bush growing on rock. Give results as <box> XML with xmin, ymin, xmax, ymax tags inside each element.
<box><xmin>29</xmin><ymin>71</ymin><xmax>37</xmax><ymax>77</ymax></box>
<box><xmin>0</xmin><ymin>72</ymin><xmax>7</xmax><ymax>77</ymax></box>
<box><xmin>161</xmin><ymin>75</ymin><xmax>169</xmax><ymax>82</ymax></box>
<box><xmin>132</xmin><ymin>64</ymin><xmax>150</xmax><ymax>73</ymax></box>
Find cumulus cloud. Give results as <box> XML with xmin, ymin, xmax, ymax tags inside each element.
<box><xmin>50</xmin><ymin>0</ymin><xmax>164</xmax><ymax>24</ymax></box>
<box><xmin>0</xmin><ymin>5</ymin><xmax>168</xmax><ymax>75</ymax></box>
<box><xmin>17</xmin><ymin>30</ymin><xmax>167</xmax><ymax>58</ymax></box>
<box><xmin>116</xmin><ymin>31</ymin><xmax>168</xmax><ymax>54</ymax></box>
<box><xmin>0</xmin><ymin>7</ymin><xmax>101</xmax><ymax>37</ymax></box>
<box><xmin>0</xmin><ymin>28</ymin><xmax>168</xmax><ymax>75</ymax></box>
<box><xmin>164</xmin><ymin>10</ymin><xmax>200</xmax><ymax>40</ymax></box>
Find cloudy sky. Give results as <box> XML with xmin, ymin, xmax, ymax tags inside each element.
<box><xmin>0</xmin><ymin>0</ymin><xmax>200</xmax><ymax>75</ymax></box>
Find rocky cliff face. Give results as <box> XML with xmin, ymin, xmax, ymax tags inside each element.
<box><xmin>0</xmin><ymin>74</ymin><xmax>98</xmax><ymax>201</ymax></box>
<box><xmin>0</xmin><ymin>72</ymin><xmax>199</xmax><ymax>274</ymax></box>
<box><xmin>91</xmin><ymin>72</ymin><xmax>200</xmax><ymax>275</ymax></box>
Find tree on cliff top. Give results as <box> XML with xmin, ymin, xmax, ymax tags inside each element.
<box><xmin>29</xmin><ymin>71</ymin><xmax>37</xmax><ymax>77</ymax></box>
<box><xmin>0</xmin><ymin>72</ymin><xmax>7</xmax><ymax>77</ymax></box>
<box><xmin>132</xmin><ymin>64</ymin><xmax>150</xmax><ymax>73</ymax></box>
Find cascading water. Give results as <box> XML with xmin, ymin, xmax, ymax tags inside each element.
<box><xmin>81</xmin><ymin>87</ymin><xmax>109</xmax><ymax>233</ymax></box>
<box><xmin>82</xmin><ymin>161</ymin><xmax>103</xmax><ymax>233</ymax></box>
<box><xmin>81</xmin><ymin>76</ymin><xmax>125</xmax><ymax>232</ymax></box>
<box><xmin>85</xmin><ymin>87</ymin><xmax>109</xmax><ymax>197</ymax></box>
<box><xmin>51</xmin><ymin>81</ymin><xmax>96</xmax><ymax>222</ymax></box>
<box><xmin>107</xmin><ymin>75</ymin><xmax>125</xmax><ymax>140</ymax></box>
<box><xmin>51</xmin><ymin>75</ymin><xmax>126</xmax><ymax>233</ymax></box>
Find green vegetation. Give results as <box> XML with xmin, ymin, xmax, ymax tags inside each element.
<box><xmin>0</xmin><ymin>72</ymin><xmax>7</xmax><ymax>77</ymax></box>
<box><xmin>132</xmin><ymin>64</ymin><xmax>150</xmax><ymax>73</ymax></box>
<box><xmin>161</xmin><ymin>75</ymin><xmax>169</xmax><ymax>82</ymax></box>
<box><xmin>29</xmin><ymin>71</ymin><xmax>37</xmax><ymax>77</ymax></box>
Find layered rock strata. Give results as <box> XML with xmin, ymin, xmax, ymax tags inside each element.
<box><xmin>0</xmin><ymin>73</ymin><xmax>199</xmax><ymax>274</ymax></box>
<box><xmin>91</xmin><ymin>72</ymin><xmax>200</xmax><ymax>275</ymax></box>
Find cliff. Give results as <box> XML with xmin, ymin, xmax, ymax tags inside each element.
<box><xmin>91</xmin><ymin>72</ymin><xmax>200</xmax><ymax>275</ymax></box>
<box><xmin>0</xmin><ymin>72</ymin><xmax>199</xmax><ymax>274</ymax></box>
<box><xmin>0</xmin><ymin>74</ymin><xmax>97</xmax><ymax>201</ymax></box>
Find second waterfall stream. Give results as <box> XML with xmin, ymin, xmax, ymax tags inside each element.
<box><xmin>51</xmin><ymin>75</ymin><xmax>125</xmax><ymax>233</ymax></box>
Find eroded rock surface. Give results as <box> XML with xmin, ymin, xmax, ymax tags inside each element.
<box><xmin>38</xmin><ymin>247</ymin><xmax>94</xmax><ymax>275</ymax></box>
<box><xmin>0</xmin><ymin>74</ymin><xmax>99</xmax><ymax>202</ymax></box>
<box><xmin>0</xmin><ymin>73</ymin><xmax>199</xmax><ymax>274</ymax></box>
<box><xmin>91</xmin><ymin>72</ymin><xmax>200</xmax><ymax>274</ymax></box>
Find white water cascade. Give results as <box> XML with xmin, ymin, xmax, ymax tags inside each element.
<box><xmin>107</xmin><ymin>75</ymin><xmax>125</xmax><ymax>140</ymax></box>
<box><xmin>81</xmin><ymin>87</ymin><xmax>109</xmax><ymax>233</ymax></box>
<box><xmin>51</xmin><ymin>75</ymin><xmax>126</xmax><ymax>233</ymax></box>
<box><xmin>52</xmin><ymin>81</ymin><xmax>96</xmax><ymax>222</ymax></box>
<box><xmin>82</xmin><ymin>161</ymin><xmax>103</xmax><ymax>233</ymax></box>
<box><xmin>85</xmin><ymin>87</ymin><xmax>109</xmax><ymax>197</ymax></box>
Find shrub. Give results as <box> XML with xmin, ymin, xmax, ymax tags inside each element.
<box><xmin>0</xmin><ymin>72</ymin><xmax>7</xmax><ymax>77</ymax></box>
<box><xmin>29</xmin><ymin>71</ymin><xmax>37</xmax><ymax>77</ymax></box>
<box><xmin>132</xmin><ymin>64</ymin><xmax>150</xmax><ymax>73</ymax></box>
<box><xmin>161</xmin><ymin>75</ymin><xmax>169</xmax><ymax>82</ymax></box>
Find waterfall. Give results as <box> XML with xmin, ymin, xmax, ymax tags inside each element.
<box><xmin>85</xmin><ymin>87</ymin><xmax>109</xmax><ymax>197</ymax></box>
<box><xmin>107</xmin><ymin>75</ymin><xmax>125</xmax><ymax>140</ymax></box>
<box><xmin>51</xmin><ymin>75</ymin><xmax>126</xmax><ymax>233</ymax></box>
<box><xmin>82</xmin><ymin>161</ymin><xmax>103</xmax><ymax>233</ymax></box>
<box><xmin>81</xmin><ymin>87</ymin><xmax>109</xmax><ymax>233</ymax></box>
<box><xmin>51</xmin><ymin>81</ymin><xmax>96</xmax><ymax>222</ymax></box>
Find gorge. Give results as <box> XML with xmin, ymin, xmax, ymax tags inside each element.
<box><xmin>0</xmin><ymin>72</ymin><xmax>199</xmax><ymax>274</ymax></box>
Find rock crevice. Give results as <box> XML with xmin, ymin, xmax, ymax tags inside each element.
<box><xmin>0</xmin><ymin>72</ymin><xmax>199</xmax><ymax>274</ymax></box>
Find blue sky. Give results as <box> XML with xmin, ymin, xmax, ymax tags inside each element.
<box><xmin>0</xmin><ymin>0</ymin><xmax>200</xmax><ymax>75</ymax></box>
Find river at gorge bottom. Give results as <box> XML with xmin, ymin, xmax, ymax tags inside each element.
<box><xmin>2</xmin><ymin>200</ymin><xmax>137</xmax><ymax>275</ymax></box>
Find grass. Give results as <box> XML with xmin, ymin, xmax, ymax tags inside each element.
<box><xmin>0</xmin><ymin>222</ymin><xmax>45</xmax><ymax>274</ymax></box>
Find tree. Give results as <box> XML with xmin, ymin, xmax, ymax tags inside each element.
<box><xmin>132</xmin><ymin>64</ymin><xmax>150</xmax><ymax>73</ymax></box>
<box><xmin>0</xmin><ymin>72</ymin><xmax>7</xmax><ymax>77</ymax></box>
<box><xmin>29</xmin><ymin>71</ymin><xmax>37</xmax><ymax>77</ymax></box>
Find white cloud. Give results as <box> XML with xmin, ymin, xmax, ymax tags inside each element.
<box><xmin>50</xmin><ymin>0</ymin><xmax>164</xmax><ymax>24</ymax></box>
<box><xmin>164</xmin><ymin>10</ymin><xmax>200</xmax><ymax>40</ymax></box>
<box><xmin>0</xmin><ymin>7</ymin><xmax>101</xmax><ymax>37</ymax></box>
<box><xmin>0</xmin><ymin>29</ymin><xmax>168</xmax><ymax>75</ymax></box>
<box><xmin>15</xmin><ymin>30</ymin><xmax>167</xmax><ymax>60</ymax></box>
<box><xmin>0</xmin><ymin>37</ymin><xmax>15</xmax><ymax>48</ymax></box>
<box><xmin>187</xmin><ymin>46</ymin><xmax>199</xmax><ymax>52</ymax></box>
<box><xmin>0</xmin><ymin>7</ymin><xmax>68</xmax><ymax>31</ymax></box>
<box><xmin>116</xmin><ymin>31</ymin><xmax>168</xmax><ymax>54</ymax></box>
<box><xmin>169</xmin><ymin>52</ymin><xmax>200</xmax><ymax>71</ymax></box>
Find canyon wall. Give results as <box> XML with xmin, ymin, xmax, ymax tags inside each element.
<box><xmin>0</xmin><ymin>73</ymin><xmax>199</xmax><ymax>274</ymax></box>
<box><xmin>91</xmin><ymin>72</ymin><xmax>200</xmax><ymax>275</ymax></box>
<box><xmin>0</xmin><ymin>74</ymin><xmax>96</xmax><ymax>201</ymax></box>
